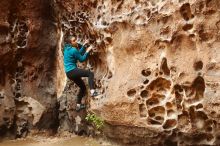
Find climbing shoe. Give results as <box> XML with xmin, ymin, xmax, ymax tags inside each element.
<box><xmin>80</xmin><ymin>104</ymin><xmax>86</xmax><ymax>109</ymax></box>
<box><xmin>91</xmin><ymin>90</ymin><xmax>100</xmax><ymax>97</ymax></box>
<box><xmin>76</xmin><ymin>104</ymin><xmax>86</xmax><ymax>112</ymax></box>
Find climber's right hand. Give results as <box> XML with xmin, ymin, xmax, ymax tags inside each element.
<box><xmin>83</xmin><ymin>39</ymin><xmax>90</xmax><ymax>46</ymax></box>
<box><xmin>86</xmin><ymin>45</ymin><xmax>93</xmax><ymax>53</ymax></box>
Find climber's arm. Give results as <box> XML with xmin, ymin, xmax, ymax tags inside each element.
<box><xmin>79</xmin><ymin>39</ymin><xmax>89</xmax><ymax>54</ymax></box>
<box><xmin>78</xmin><ymin>43</ymin><xmax>86</xmax><ymax>54</ymax></box>
<box><xmin>73</xmin><ymin>49</ymin><xmax>89</xmax><ymax>62</ymax></box>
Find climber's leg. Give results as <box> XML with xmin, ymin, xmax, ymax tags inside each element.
<box><xmin>70</xmin><ymin>68</ymin><xmax>94</xmax><ymax>89</ymax></box>
<box><xmin>67</xmin><ymin>69</ymin><xmax>87</xmax><ymax>103</ymax></box>
<box><xmin>72</xmin><ymin>77</ymin><xmax>86</xmax><ymax>104</ymax></box>
<box><xmin>67</xmin><ymin>68</ymin><xmax>99</xmax><ymax>97</ymax></box>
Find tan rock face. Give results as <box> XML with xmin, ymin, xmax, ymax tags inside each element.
<box><xmin>57</xmin><ymin>0</ymin><xmax>220</xmax><ymax>145</ymax></box>
<box><xmin>0</xmin><ymin>0</ymin><xmax>220</xmax><ymax>145</ymax></box>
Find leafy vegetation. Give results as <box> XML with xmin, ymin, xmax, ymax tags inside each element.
<box><xmin>85</xmin><ymin>113</ymin><xmax>104</xmax><ymax>130</ymax></box>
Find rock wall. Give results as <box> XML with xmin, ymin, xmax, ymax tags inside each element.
<box><xmin>0</xmin><ymin>0</ymin><xmax>63</xmax><ymax>138</ymax></box>
<box><xmin>1</xmin><ymin>0</ymin><xmax>220</xmax><ymax>145</ymax></box>
<box><xmin>56</xmin><ymin>0</ymin><xmax>220</xmax><ymax>145</ymax></box>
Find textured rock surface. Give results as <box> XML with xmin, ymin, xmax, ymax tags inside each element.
<box><xmin>1</xmin><ymin>0</ymin><xmax>220</xmax><ymax>145</ymax></box>
<box><xmin>56</xmin><ymin>0</ymin><xmax>220</xmax><ymax>145</ymax></box>
<box><xmin>0</xmin><ymin>0</ymin><xmax>62</xmax><ymax>138</ymax></box>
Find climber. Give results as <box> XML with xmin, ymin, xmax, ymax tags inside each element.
<box><xmin>63</xmin><ymin>35</ymin><xmax>99</xmax><ymax>112</ymax></box>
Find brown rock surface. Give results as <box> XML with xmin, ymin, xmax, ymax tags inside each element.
<box><xmin>0</xmin><ymin>0</ymin><xmax>62</xmax><ymax>138</ymax></box>
<box><xmin>1</xmin><ymin>0</ymin><xmax>220</xmax><ymax>145</ymax></box>
<box><xmin>57</xmin><ymin>0</ymin><xmax>220</xmax><ymax>145</ymax></box>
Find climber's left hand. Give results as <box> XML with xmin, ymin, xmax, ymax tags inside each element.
<box><xmin>83</xmin><ymin>39</ymin><xmax>90</xmax><ymax>46</ymax></box>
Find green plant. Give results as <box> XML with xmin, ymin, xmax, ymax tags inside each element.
<box><xmin>85</xmin><ymin>113</ymin><xmax>104</xmax><ymax>130</ymax></box>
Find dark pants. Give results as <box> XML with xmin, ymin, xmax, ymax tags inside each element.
<box><xmin>66</xmin><ymin>68</ymin><xmax>94</xmax><ymax>104</ymax></box>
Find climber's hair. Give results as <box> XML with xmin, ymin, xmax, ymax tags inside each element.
<box><xmin>65</xmin><ymin>35</ymin><xmax>76</xmax><ymax>44</ymax></box>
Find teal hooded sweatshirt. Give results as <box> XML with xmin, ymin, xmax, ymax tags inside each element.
<box><xmin>63</xmin><ymin>43</ymin><xmax>89</xmax><ymax>73</ymax></box>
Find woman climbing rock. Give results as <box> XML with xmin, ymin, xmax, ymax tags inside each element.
<box><xmin>63</xmin><ymin>36</ymin><xmax>99</xmax><ymax>112</ymax></box>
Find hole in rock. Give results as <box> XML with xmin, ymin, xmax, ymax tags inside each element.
<box><xmin>193</xmin><ymin>60</ymin><xmax>203</xmax><ymax>71</ymax></box>
<box><xmin>140</xmin><ymin>90</ymin><xmax>148</xmax><ymax>98</ymax></box>
<box><xmin>151</xmin><ymin>93</ymin><xmax>165</xmax><ymax>100</ymax></box>
<box><xmin>166</xmin><ymin>102</ymin><xmax>173</xmax><ymax>109</ymax></box>
<box><xmin>17</xmin><ymin>38</ymin><xmax>27</xmax><ymax>47</ymax></box>
<box><xmin>149</xmin><ymin>106</ymin><xmax>165</xmax><ymax>117</ymax></box>
<box><xmin>127</xmin><ymin>89</ymin><xmax>136</xmax><ymax>97</ymax></box>
<box><xmin>198</xmin><ymin>28</ymin><xmax>212</xmax><ymax>41</ymax></box>
<box><xmin>104</xmin><ymin>37</ymin><xmax>113</xmax><ymax>44</ymax></box>
<box><xmin>146</xmin><ymin>98</ymin><xmax>159</xmax><ymax>106</ymax></box>
<box><xmin>195</xmin><ymin>103</ymin><xmax>203</xmax><ymax>109</ymax></box>
<box><xmin>140</xmin><ymin>85</ymin><xmax>144</xmax><ymax>89</ymax></box>
<box><xmin>163</xmin><ymin>119</ymin><xmax>177</xmax><ymax>129</ymax></box>
<box><xmin>97</xmin><ymin>15</ymin><xmax>101</xmax><ymax>20</ymax></box>
<box><xmin>160</xmin><ymin>58</ymin><xmax>170</xmax><ymax>76</ymax></box>
<box><xmin>147</xmin><ymin>77</ymin><xmax>171</xmax><ymax>91</ymax></box>
<box><xmin>28</xmin><ymin>107</ymin><xmax>32</xmax><ymax>110</ymax></box>
<box><xmin>15</xmin><ymin>93</ymin><xmax>21</xmax><ymax>98</ymax></box>
<box><xmin>141</xmin><ymin>69</ymin><xmax>151</xmax><ymax>77</ymax></box>
<box><xmin>174</xmin><ymin>84</ymin><xmax>183</xmax><ymax>92</ymax></box>
<box><xmin>148</xmin><ymin>118</ymin><xmax>161</xmax><ymax>125</ymax></box>
<box><xmin>177</xmin><ymin>104</ymin><xmax>182</xmax><ymax>111</ymax></box>
<box><xmin>155</xmin><ymin>116</ymin><xmax>164</xmax><ymax>122</ymax></box>
<box><xmin>182</xmin><ymin>24</ymin><xmax>193</xmax><ymax>31</ymax></box>
<box><xmin>146</xmin><ymin>10</ymin><xmax>151</xmax><ymax>18</ymax></box>
<box><xmin>149</xmin><ymin>112</ymin><xmax>155</xmax><ymax>117</ymax></box>
<box><xmin>191</xmin><ymin>76</ymin><xmax>205</xmax><ymax>98</ymax></box>
<box><xmin>211</xmin><ymin>111</ymin><xmax>216</xmax><ymax>115</ymax></box>
<box><xmin>135</xmin><ymin>0</ymin><xmax>139</xmax><ymax>4</ymax></box>
<box><xmin>180</xmin><ymin>3</ymin><xmax>193</xmax><ymax>21</ymax></box>
<box><xmin>143</xmin><ymin>79</ymin><xmax>149</xmax><ymax>84</ymax></box>
<box><xmin>206</xmin><ymin>126</ymin><xmax>212</xmax><ymax>132</ymax></box>
<box><xmin>102</xmin><ymin>21</ymin><xmax>107</xmax><ymax>25</ymax></box>
<box><xmin>91</xmin><ymin>0</ymin><xmax>98</xmax><ymax>8</ymax></box>
<box><xmin>189</xmin><ymin>34</ymin><xmax>195</xmax><ymax>39</ymax></box>
<box><xmin>107</xmin><ymin>71</ymin><xmax>112</xmax><ymax>79</ymax></box>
